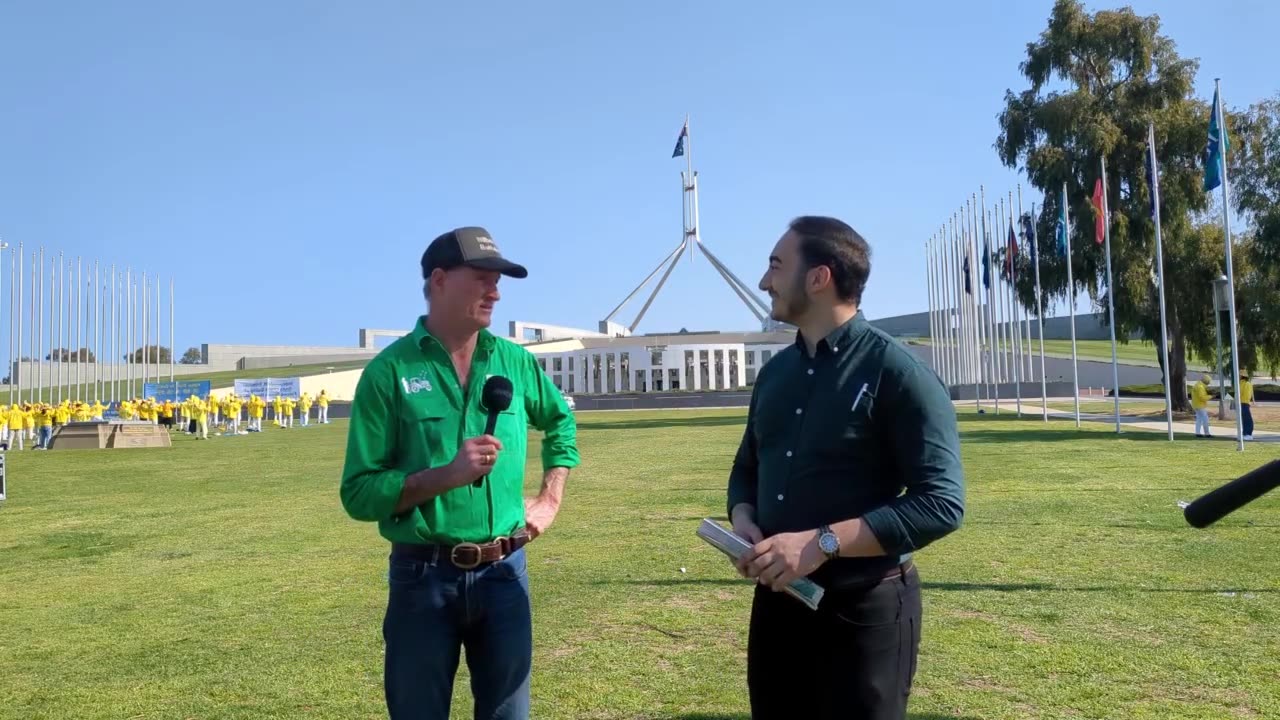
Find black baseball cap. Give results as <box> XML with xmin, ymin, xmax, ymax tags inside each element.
<box><xmin>421</xmin><ymin>226</ymin><xmax>528</xmax><ymax>279</ymax></box>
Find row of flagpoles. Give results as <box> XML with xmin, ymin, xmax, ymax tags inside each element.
<box><xmin>926</xmin><ymin>79</ymin><xmax>1242</xmax><ymax>450</ymax></box>
<box><xmin>925</xmin><ymin>186</ymin><xmax>1047</xmax><ymax>420</ymax></box>
<box><xmin>0</xmin><ymin>242</ymin><xmax>176</xmax><ymax>407</ymax></box>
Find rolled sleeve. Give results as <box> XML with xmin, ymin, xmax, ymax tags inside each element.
<box><xmin>339</xmin><ymin>361</ymin><xmax>407</xmax><ymax>522</ymax></box>
<box><xmin>862</xmin><ymin>364</ymin><xmax>965</xmax><ymax>555</ymax></box>
<box><xmin>523</xmin><ymin>353</ymin><xmax>580</xmax><ymax>471</ymax></box>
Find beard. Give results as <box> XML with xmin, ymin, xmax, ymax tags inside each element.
<box><xmin>770</xmin><ymin>273</ymin><xmax>810</xmax><ymax>323</ymax></box>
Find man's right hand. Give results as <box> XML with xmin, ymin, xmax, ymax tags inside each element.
<box><xmin>448</xmin><ymin>435</ymin><xmax>503</xmax><ymax>486</ymax></box>
<box><xmin>730</xmin><ymin>503</ymin><xmax>764</xmax><ymax>577</ymax></box>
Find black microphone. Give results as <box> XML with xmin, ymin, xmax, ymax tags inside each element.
<box><xmin>474</xmin><ymin>375</ymin><xmax>513</xmax><ymax>488</ymax></box>
<box><xmin>1184</xmin><ymin>458</ymin><xmax>1280</xmax><ymax>528</ymax></box>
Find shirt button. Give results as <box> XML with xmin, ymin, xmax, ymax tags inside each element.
<box><xmin>833</xmin><ymin>346</ymin><xmax>839</xmax><ymax>353</ymax></box>
<box><xmin>777</xmin><ymin>494</ymin><xmax>784</xmax><ymax>501</ymax></box>
<box><xmin>807</xmin><ymin>369</ymin><xmax>814</xmax><ymax>375</ymax></box>
<box><xmin>786</xmin><ymin>450</ymin><xmax>793</xmax><ymax>457</ymax></box>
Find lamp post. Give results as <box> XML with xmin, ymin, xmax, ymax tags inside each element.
<box><xmin>1212</xmin><ymin>275</ymin><xmax>1230</xmax><ymax>419</ymax></box>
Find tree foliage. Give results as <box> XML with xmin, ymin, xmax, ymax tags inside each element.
<box><xmin>126</xmin><ymin>345</ymin><xmax>172</xmax><ymax>363</ymax></box>
<box><xmin>1229</xmin><ymin>97</ymin><xmax>1280</xmax><ymax>377</ymax></box>
<box><xmin>995</xmin><ymin>0</ymin><xmax>1231</xmax><ymax>410</ymax></box>
<box><xmin>45</xmin><ymin>347</ymin><xmax>97</xmax><ymax>362</ymax></box>
<box><xmin>179</xmin><ymin>347</ymin><xmax>202</xmax><ymax>365</ymax></box>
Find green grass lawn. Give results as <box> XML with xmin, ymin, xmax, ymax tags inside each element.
<box><xmin>914</xmin><ymin>337</ymin><xmax>1210</xmax><ymax>371</ymax></box>
<box><xmin>0</xmin><ymin>359</ymin><xmax>369</xmax><ymax>405</ymax></box>
<box><xmin>2</xmin><ymin>410</ymin><xmax>1278</xmax><ymax>719</ymax></box>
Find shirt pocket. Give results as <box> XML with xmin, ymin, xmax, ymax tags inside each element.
<box><xmin>828</xmin><ymin>382</ymin><xmax>879</xmax><ymax>461</ymax></box>
<box><xmin>399</xmin><ymin>401</ymin><xmax>455</xmax><ymax>454</ymax></box>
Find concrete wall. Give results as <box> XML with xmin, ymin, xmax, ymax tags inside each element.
<box><xmin>202</xmin><ymin>343</ymin><xmax>376</xmax><ymax>367</ymax></box>
<box><xmin>873</xmin><ymin>309</ymin><xmax>1146</xmax><ymax>342</ymax></box>
<box><xmin>7</xmin><ymin>359</ymin><xmax>237</xmax><ymax>389</ymax></box>
<box><xmin>509</xmin><ymin>321</ymin><xmax>607</xmax><ymax>344</ymax></box>
<box><xmin>238</xmin><ymin>352</ymin><xmax>377</xmax><ymax>370</ymax></box>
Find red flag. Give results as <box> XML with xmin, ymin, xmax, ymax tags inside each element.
<box><xmin>1092</xmin><ymin>177</ymin><xmax>1106</xmax><ymax>245</ymax></box>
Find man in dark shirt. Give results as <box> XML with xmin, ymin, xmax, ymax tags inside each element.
<box><xmin>728</xmin><ymin>216</ymin><xmax>965</xmax><ymax>719</ymax></box>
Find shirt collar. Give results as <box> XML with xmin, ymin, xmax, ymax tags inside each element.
<box><xmin>412</xmin><ymin>315</ymin><xmax>496</xmax><ymax>355</ymax></box>
<box><xmin>794</xmin><ymin>310</ymin><xmax>868</xmax><ymax>357</ymax></box>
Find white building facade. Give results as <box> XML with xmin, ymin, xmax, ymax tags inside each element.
<box><xmin>525</xmin><ymin>336</ymin><xmax>793</xmax><ymax>395</ymax></box>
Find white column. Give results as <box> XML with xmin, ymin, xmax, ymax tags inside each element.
<box><xmin>692</xmin><ymin>347</ymin><xmax>703</xmax><ymax>391</ymax></box>
<box><xmin>733</xmin><ymin>347</ymin><xmax>745</xmax><ymax>389</ymax></box>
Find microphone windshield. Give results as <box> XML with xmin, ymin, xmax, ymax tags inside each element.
<box><xmin>482</xmin><ymin>375</ymin><xmax>514</xmax><ymax>413</ymax></box>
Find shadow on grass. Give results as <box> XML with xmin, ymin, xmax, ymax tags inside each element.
<box><xmin>924</xmin><ymin>581</ymin><xmax>1277</xmax><ymax>594</ymax></box>
<box><xmin>655</xmin><ymin>707</ymin><xmax>972</xmax><ymax>712</ymax></box>
<box><xmin>576</xmin><ymin>416</ymin><xmax>746</xmax><ymax>431</ymax></box>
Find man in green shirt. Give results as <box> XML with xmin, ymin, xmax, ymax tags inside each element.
<box><xmin>729</xmin><ymin>216</ymin><xmax>965</xmax><ymax>720</ymax></box>
<box><xmin>340</xmin><ymin>226</ymin><xmax>579</xmax><ymax>720</ymax></box>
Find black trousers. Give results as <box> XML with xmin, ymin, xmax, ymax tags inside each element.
<box><xmin>747</xmin><ymin>564</ymin><xmax>921</xmax><ymax>720</ymax></box>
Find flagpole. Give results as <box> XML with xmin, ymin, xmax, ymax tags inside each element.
<box><xmin>967</xmin><ymin>201</ymin><xmax>984</xmax><ymax>410</ymax></box>
<box><xmin>940</xmin><ymin>225</ymin><xmax>952</xmax><ymax>386</ymax></box>
<box><xmin>1063</xmin><ymin>181</ymin><xmax>1081</xmax><ymax>427</ymax></box>
<box><xmin>973</xmin><ymin>195</ymin><xmax>992</xmax><ymax>406</ymax></box>
<box><xmin>1148</xmin><ymin>122</ymin><xmax>1175</xmax><ymax>441</ymax></box>
<box><xmin>961</xmin><ymin>211</ymin><xmax>976</xmax><ymax>399</ymax></box>
<box><xmin>93</xmin><ymin>260</ymin><xmax>99</xmax><ymax>403</ymax></box>
<box><xmin>169</xmin><ymin>276</ymin><xmax>175</xmax><ymax>385</ymax></box>
<box><xmin>1031</xmin><ymin>200</ymin><xmax>1047</xmax><ymax>420</ymax></box>
<box><xmin>8</xmin><ymin>243</ymin><xmax>15</xmax><ymax>406</ymax></box>
<box><xmin>1213</xmin><ymin>79</ymin><xmax>1245</xmax><ymax>450</ymax></box>
<box><xmin>1019</xmin><ymin>188</ymin><xmax>1032</xmax><ymax>381</ymax></box>
<box><xmin>951</xmin><ymin>213</ymin><xmax>964</xmax><ymax>391</ymax></box>
<box><xmin>155</xmin><ymin>273</ymin><xmax>161</xmax><ymax>390</ymax></box>
<box><xmin>14</xmin><ymin>244</ymin><xmax>21</xmax><ymax>406</ymax></box>
<box><xmin>1099</xmin><ymin>158</ymin><xmax>1121</xmax><ymax>433</ymax></box>
<box><xmin>926</xmin><ymin>238</ymin><xmax>936</xmax><ymax>374</ymax></box>
<box><xmin>142</xmin><ymin>272</ymin><xmax>148</xmax><ymax>396</ymax></box>
<box><xmin>1008</xmin><ymin>193</ymin><xmax>1023</xmax><ymax>417</ymax></box>
<box><xmin>30</xmin><ymin>251</ymin><xmax>36</xmax><ymax>404</ymax></box>
<box><xmin>110</xmin><ymin>266</ymin><xmax>117</xmax><ymax>403</ymax></box>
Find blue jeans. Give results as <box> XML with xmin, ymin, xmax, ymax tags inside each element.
<box><xmin>38</xmin><ymin>426</ymin><xmax>53</xmax><ymax>448</ymax></box>
<box><xmin>383</xmin><ymin>546</ymin><xmax>532</xmax><ymax>720</ymax></box>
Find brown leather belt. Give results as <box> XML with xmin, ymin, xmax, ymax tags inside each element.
<box><xmin>392</xmin><ymin>529</ymin><xmax>531</xmax><ymax>570</ymax></box>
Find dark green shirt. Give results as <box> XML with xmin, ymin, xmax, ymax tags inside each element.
<box><xmin>728</xmin><ymin>312</ymin><xmax>965</xmax><ymax>588</ymax></box>
<box><xmin>340</xmin><ymin>317</ymin><xmax>579</xmax><ymax>545</ymax></box>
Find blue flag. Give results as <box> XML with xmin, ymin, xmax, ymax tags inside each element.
<box><xmin>1204</xmin><ymin>87</ymin><xmax>1228</xmax><ymax>192</ymax></box>
<box><xmin>672</xmin><ymin>121</ymin><xmax>688</xmax><ymax>158</ymax></box>
<box><xmin>1055</xmin><ymin>201</ymin><xmax>1068</xmax><ymax>255</ymax></box>
<box><xmin>982</xmin><ymin>236</ymin><xmax>991</xmax><ymax>290</ymax></box>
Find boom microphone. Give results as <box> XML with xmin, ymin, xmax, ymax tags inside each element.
<box><xmin>474</xmin><ymin>375</ymin><xmax>513</xmax><ymax>488</ymax></box>
<box><xmin>1183</xmin><ymin>458</ymin><xmax>1280</xmax><ymax>528</ymax></box>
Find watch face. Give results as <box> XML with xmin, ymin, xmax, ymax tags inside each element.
<box><xmin>819</xmin><ymin>532</ymin><xmax>839</xmax><ymax>554</ymax></box>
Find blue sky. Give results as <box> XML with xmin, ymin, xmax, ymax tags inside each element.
<box><xmin>1</xmin><ymin>1</ymin><xmax>1275</xmax><ymax>352</ymax></box>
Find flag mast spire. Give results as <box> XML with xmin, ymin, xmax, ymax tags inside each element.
<box><xmin>601</xmin><ymin>115</ymin><xmax>772</xmax><ymax>335</ymax></box>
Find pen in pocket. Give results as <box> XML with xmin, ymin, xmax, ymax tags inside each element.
<box><xmin>851</xmin><ymin>382</ymin><xmax>869</xmax><ymax>412</ymax></box>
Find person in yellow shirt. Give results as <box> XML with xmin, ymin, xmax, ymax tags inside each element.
<box><xmin>0</xmin><ymin>404</ymin><xmax>9</xmax><ymax>447</ymax></box>
<box><xmin>298</xmin><ymin>392</ymin><xmax>312</xmax><ymax>427</ymax></box>
<box><xmin>1239</xmin><ymin>372</ymin><xmax>1254</xmax><ymax>441</ymax></box>
<box><xmin>226</xmin><ymin>395</ymin><xmax>243</xmax><ymax>434</ymax></box>
<box><xmin>55</xmin><ymin>402</ymin><xmax>72</xmax><ymax>427</ymax></box>
<box><xmin>188</xmin><ymin>395</ymin><xmax>209</xmax><ymax>439</ymax></box>
<box><xmin>36</xmin><ymin>404</ymin><xmax>55</xmax><ymax>449</ymax></box>
<box><xmin>92</xmin><ymin>400</ymin><xmax>106</xmax><ymax>422</ymax></box>
<box><xmin>1191</xmin><ymin>374</ymin><xmax>1212</xmax><ymax>438</ymax></box>
<box><xmin>317</xmin><ymin>389</ymin><xmax>330</xmax><ymax>424</ymax></box>
<box><xmin>249</xmin><ymin>394</ymin><xmax>265</xmax><ymax>432</ymax></box>
<box><xmin>208</xmin><ymin>394</ymin><xmax>220</xmax><ymax>427</ymax></box>
<box><xmin>6</xmin><ymin>404</ymin><xmax>24</xmax><ymax>450</ymax></box>
<box><xmin>282</xmin><ymin>395</ymin><xmax>296</xmax><ymax>428</ymax></box>
<box><xmin>24</xmin><ymin>404</ymin><xmax>35</xmax><ymax>442</ymax></box>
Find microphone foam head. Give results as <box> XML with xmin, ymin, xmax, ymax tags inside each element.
<box><xmin>482</xmin><ymin>375</ymin><xmax>514</xmax><ymax>413</ymax></box>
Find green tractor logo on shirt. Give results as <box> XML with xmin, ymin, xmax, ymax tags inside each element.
<box><xmin>401</xmin><ymin>375</ymin><xmax>433</xmax><ymax>395</ymax></box>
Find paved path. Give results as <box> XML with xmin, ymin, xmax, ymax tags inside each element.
<box><xmin>962</xmin><ymin>397</ymin><xmax>1280</xmax><ymax>443</ymax></box>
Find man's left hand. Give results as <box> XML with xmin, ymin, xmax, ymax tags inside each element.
<box><xmin>743</xmin><ymin>530</ymin><xmax>826</xmax><ymax>592</ymax></box>
<box><xmin>524</xmin><ymin>496</ymin><xmax>561</xmax><ymax>540</ymax></box>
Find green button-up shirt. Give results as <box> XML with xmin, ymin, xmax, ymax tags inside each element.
<box><xmin>728</xmin><ymin>312</ymin><xmax>964</xmax><ymax>588</ymax></box>
<box><xmin>340</xmin><ymin>317</ymin><xmax>579</xmax><ymax>545</ymax></box>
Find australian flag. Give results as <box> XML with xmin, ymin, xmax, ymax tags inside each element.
<box><xmin>672</xmin><ymin>121</ymin><xmax>688</xmax><ymax>158</ymax></box>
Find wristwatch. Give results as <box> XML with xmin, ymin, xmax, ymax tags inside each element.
<box><xmin>817</xmin><ymin>524</ymin><xmax>840</xmax><ymax>560</ymax></box>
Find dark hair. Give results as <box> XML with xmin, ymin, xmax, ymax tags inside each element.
<box><xmin>789</xmin><ymin>216</ymin><xmax>871</xmax><ymax>305</ymax></box>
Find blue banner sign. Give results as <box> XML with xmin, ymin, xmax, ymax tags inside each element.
<box><xmin>142</xmin><ymin>380</ymin><xmax>212</xmax><ymax>403</ymax></box>
<box><xmin>233</xmin><ymin>377</ymin><xmax>301</xmax><ymax>399</ymax></box>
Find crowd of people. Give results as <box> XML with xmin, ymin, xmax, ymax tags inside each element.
<box><xmin>0</xmin><ymin>389</ymin><xmax>332</xmax><ymax>450</ymax></box>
